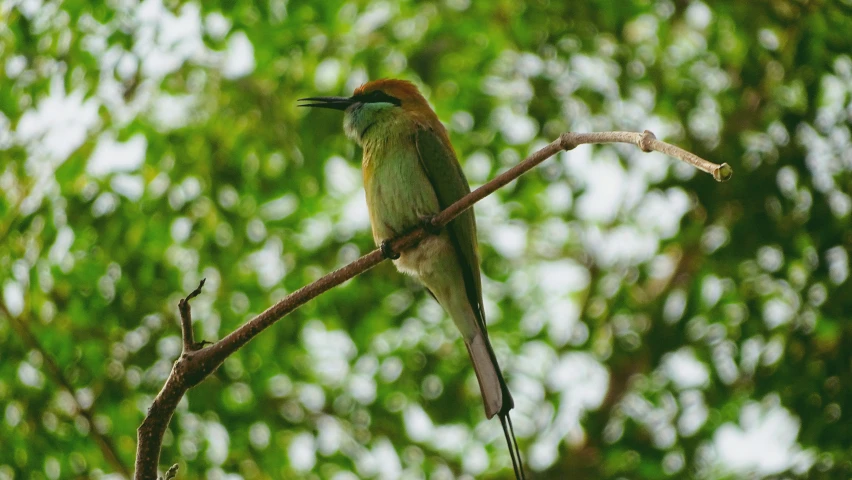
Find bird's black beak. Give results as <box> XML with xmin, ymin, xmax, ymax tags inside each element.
<box><xmin>297</xmin><ymin>96</ymin><xmax>355</xmax><ymax>111</ymax></box>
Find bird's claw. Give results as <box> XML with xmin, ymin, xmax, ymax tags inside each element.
<box><xmin>419</xmin><ymin>215</ymin><xmax>441</xmax><ymax>235</ymax></box>
<box><xmin>381</xmin><ymin>240</ymin><xmax>400</xmax><ymax>260</ymax></box>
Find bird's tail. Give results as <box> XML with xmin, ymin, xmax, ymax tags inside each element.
<box><xmin>465</xmin><ymin>333</ymin><xmax>513</xmax><ymax>418</ymax></box>
<box><xmin>465</xmin><ymin>333</ymin><xmax>525</xmax><ymax>479</ymax></box>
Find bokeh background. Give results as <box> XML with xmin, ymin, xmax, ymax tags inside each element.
<box><xmin>2</xmin><ymin>0</ymin><xmax>851</xmax><ymax>478</ymax></box>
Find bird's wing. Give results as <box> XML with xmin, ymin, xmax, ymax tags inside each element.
<box><xmin>414</xmin><ymin>126</ymin><xmax>485</xmax><ymax>326</ymax></box>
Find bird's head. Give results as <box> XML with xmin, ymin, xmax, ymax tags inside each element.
<box><xmin>299</xmin><ymin>79</ymin><xmax>438</xmax><ymax>145</ymax></box>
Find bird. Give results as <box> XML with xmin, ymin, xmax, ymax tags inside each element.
<box><xmin>299</xmin><ymin>79</ymin><xmax>524</xmax><ymax>478</ymax></box>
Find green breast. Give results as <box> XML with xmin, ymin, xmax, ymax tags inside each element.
<box><xmin>363</xmin><ymin>144</ymin><xmax>440</xmax><ymax>243</ymax></box>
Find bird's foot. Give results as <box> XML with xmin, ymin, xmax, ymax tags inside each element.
<box><xmin>419</xmin><ymin>215</ymin><xmax>441</xmax><ymax>235</ymax></box>
<box><xmin>380</xmin><ymin>240</ymin><xmax>400</xmax><ymax>260</ymax></box>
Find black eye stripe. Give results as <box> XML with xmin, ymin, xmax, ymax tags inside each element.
<box><xmin>354</xmin><ymin>90</ymin><xmax>401</xmax><ymax>106</ymax></box>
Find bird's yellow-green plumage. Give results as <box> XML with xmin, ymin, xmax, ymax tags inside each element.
<box><xmin>340</xmin><ymin>79</ymin><xmax>513</xmax><ymax>419</ymax></box>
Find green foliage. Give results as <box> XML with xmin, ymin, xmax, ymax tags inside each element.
<box><xmin>1</xmin><ymin>0</ymin><xmax>851</xmax><ymax>478</ymax></box>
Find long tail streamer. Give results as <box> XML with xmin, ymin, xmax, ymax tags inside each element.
<box><xmin>499</xmin><ymin>412</ymin><xmax>525</xmax><ymax>479</ymax></box>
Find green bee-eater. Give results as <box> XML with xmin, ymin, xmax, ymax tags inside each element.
<box><xmin>300</xmin><ymin>79</ymin><xmax>524</xmax><ymax>478</ymax></box>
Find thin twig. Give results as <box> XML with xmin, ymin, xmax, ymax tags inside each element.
<box><xmin>564</xmin><ymin>130</ymin><xmax>732</xmax><ymax>181</ymax></box>
<box><xmin>178</xmin><ymin>278</ymin><xmax>205</xmax><ymax>351</ymax></box>
<box><xmin>160</xmin><ymin>464</ymin><xmax>178</xmax><ymax>480</ymax></box>
<box><xmin>134</xmin><ymin>130</ymin><xmax>730</xmax><ymax>479</ymax></box>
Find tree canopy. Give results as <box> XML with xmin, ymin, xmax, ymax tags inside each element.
<box><xmin>1</xmin><ymin>0</ymin><xmax>850</xmax><ymax>478</ymax></box>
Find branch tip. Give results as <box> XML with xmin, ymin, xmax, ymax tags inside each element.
<box><xmin>163</xmin><ymin>464</ymin><xmax>179</xmax><ymax>480</ymax></box>
<box><xmin>713</xmin><ymin>163</ymin><xmax>733</xmax><ymax>182</ymax></box>
<box><xmin>187</xmin><ymin>278</ymin><xmax>206</xmax><ymax>301</ymax></box>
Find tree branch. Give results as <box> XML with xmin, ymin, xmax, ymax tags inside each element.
<box><xmin>134</xmin><ymin>130</ymin><xmax>730</xmax><ymax>478</ymax></box>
